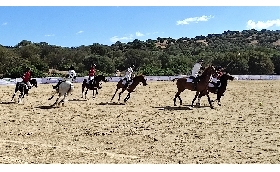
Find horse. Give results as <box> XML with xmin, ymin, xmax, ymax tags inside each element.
<box><xmin>110</xmin><ymin>74</ymin><xmax>148</xmax><ymax>103</ymax></box>
<box><xmin>173</xmin><ymin>65</ymin><xmax>216</xmax><ymax>109</ymax></box>
<box><xmin>48</xmin><ymin>80</ymin><xmax>74</xmax><ymax>106</ymax></box>
<box><xmin>81</xmin><ymin>75</ymin><xmax>109</xmax><ymax>99</ymax></box>
<box><xmin>192</xmin><ymin>72</ymin><xmax>235</xmax><ymax>107</ymax></box>
<box><xmin>11</xmin><ymin>79</ymin><xmax>38</xmax><ymax>103</ymax></box>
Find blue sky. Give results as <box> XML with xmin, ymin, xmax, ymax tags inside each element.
<box><xmin>1</xmin><ymin>1</ymin><xmax>280</xmax><ymax>47</ymax></box>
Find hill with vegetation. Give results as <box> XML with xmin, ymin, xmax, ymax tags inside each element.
<box><xmin>1</xmin><ymin>29</ymin><xmax>280</xmax><ymax>78</ymax></box>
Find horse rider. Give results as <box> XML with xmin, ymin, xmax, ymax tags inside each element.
<box><xmin>88</xmin><ymin>64</ymin><xmax>96</xmax><ymax>86</ymax></box>
<box><xmin>22</xmin><ymin>67</ymin><xmax>32</xmax><ymax>90</ymax></box>
<box><xmin>67</xmin><ymin>65</ymin><xmax>77</xmax><ymax>82</ymax></box>
<box><xmin>211</xmin><ymin>66</ymin><xmax>224</xmax><ymax>93</ymax></box>
<box><xmin>123</xmin><ymin>64</ymin><xmax>135</xmax><ymax>87</ymax></box>
<box><xmin>53</xmin><ymin>65</ymin><xmax>77</xmax><ymax>89</ymax></box>
<box><xmin>191</xmin><ymin>59</ymin><xmax>204</xmax><ymax>90</ymax></box>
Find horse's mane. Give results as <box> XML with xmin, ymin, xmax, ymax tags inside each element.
<box><xmin>201</xmin><ymin>65</ymin><xmax>213</xmax><ymax>77</ymax></box>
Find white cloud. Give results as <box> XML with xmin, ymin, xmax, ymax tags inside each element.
<box><xmin>136</xmin><ymin>31</ymin><xmax>144</xmax><ymax>37</ymax></box>
<box><xmin>45</xmin><ymin>34</ymin><xmax>55</xmax><ymax>37</ymax></box>
<box><xmin>176</xmin><ymin>15</ymin><xmax>214</xmax><ymax>25</ymax></box>
<box><xmin>246</xmin><ymin>19</ymin><xmax>280</xmax><ymax>30</ymax></box>
<box><xmin>110</xmin><ymin>34</ymin><xmax>133</xmax><ymax>43</ymax></box>
<box><xmin>76</xmin><ymin>30</ymin><xmax>84</xmax><ymax>34</ymax></box>
<box><xmin>2</xmin><ymin>22</ymin><xmax>7</xmax><ymax>26</ymax></box>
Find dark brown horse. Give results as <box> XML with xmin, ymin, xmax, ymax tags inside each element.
<box><xmin>81</xmin><ymin>75</ymin><xmax>108</xmax><ymax>99</ymax></box>
<box><xmin>110</xmin><ymin>74</ymin><xmax>148</xmax><ymax>102</ymax></box>
<box><xmin>173</xmin><ymin>65</ymin><xmax>216</xmax><ymax>108</ymax></box>
<box><xmin>192</xmin><ymin>72</ymin><xmax>234</xmax><ymax>107</ymax></box>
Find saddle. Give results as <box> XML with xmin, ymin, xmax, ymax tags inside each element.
<box><xmin>189</xmin><ymin>76</ymin><xmax>196</xmax><ymax>79</ymax></box>
<box><xmin>20</xmin><ymin>82</ymin><xmax>30</xmax><ymax>89</ymax></box>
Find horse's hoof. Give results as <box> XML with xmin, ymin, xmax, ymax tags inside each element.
<box><xmin>210</xmin><ymin>106</ymin><xmax>215</xmax><ymax>109</ymax></box>
<box><xmin>218</xmin><ymin>103</ymin><xmax>221</xmax><ymax>106</ymax></box>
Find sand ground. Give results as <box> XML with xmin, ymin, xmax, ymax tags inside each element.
<box><xmin>0</xmin><ymin>80</ymin><xmax>279</xmax><ymax>164</ymax></box>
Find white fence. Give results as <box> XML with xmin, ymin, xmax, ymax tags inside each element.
<box><xmin>0</xmin><ymin>75</ymin><xmax>280</xmax><ymax>85</ymax></box>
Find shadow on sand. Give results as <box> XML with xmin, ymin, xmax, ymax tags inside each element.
<box><xmin>0</xmin><ymin>101</ymin><xmax>15</xmax><ymax>104</ymax></box>
<box><xmin>97</xmin><ymin>102</ymin><xmax>126</xmax><ymax>105</ymax></box>
<box><xmin>35</xmin><ymin>105</ymin><xmax>59</xmax><ymax>109</ymax></box>
<box><xmin>153</xmin><ymin>104</ymin><xmax>212</xmax><ymax>110</ymax></box>
<box><xmin>68</xmin><ymin>98</ymin><xmax>88</xmax><ymax>102</ymax></box>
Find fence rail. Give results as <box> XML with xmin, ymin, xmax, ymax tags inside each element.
<box><xmin>0</xmin><ymin>75</ymin><xmax>279</xmax><ymax>85</ymax></box>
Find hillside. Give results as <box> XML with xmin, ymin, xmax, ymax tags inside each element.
<box><xmin>0</xmin><ymin>29</ymin><xmax>280</xmax><ymax>77</ymax></box>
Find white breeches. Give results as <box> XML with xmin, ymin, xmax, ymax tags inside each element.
<box><xmin>26</xmin><ymin>81</ymin><xmax>31</xmax><ymax>87</ymax></box>
<box><xmin>125</xmin><ymin>75</ymin><xmax>131</xmax><ymax>81</ymax></box>
<box><xmin>212</xmin><ymin>77</ymin><xmax>218</xmax><ymax>83</ymax></box>
<box><xmin>88</xmin><ymin>76</ymin><xmax>94</xmax><ymax>83</ymax></box>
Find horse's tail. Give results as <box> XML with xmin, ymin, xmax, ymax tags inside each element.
<box><xmin>172</xmin><ymin>78</ymin><xmax>179</xmax><ymax>82</ymax></box>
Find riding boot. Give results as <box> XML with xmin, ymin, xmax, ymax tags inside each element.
<box><xmin>124</xmin><ymin>81</ymin><xmax>129</xmax><ymax>88</ymax></box>
<box><xmin>193</xmin><ymin>78</ymin><xmax>198</xmax><ymax>90</ymax></box>
<box><xmin>214</xmin><ymin>83</ymin><xmax>218</xmax><ymax>94</ymax></box>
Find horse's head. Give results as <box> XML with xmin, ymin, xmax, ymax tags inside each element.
<box><xmin>30</xmin><ymin>79</ymin><xmax>38</xmax><ymax>88</ymax></box>
<box><xmin>95</xmin><ymin>75</ymin><xmax>108</xmax><ymax>82</ymax></box>
<box><xmin>222</xmin><ymin>72</ymin><xmax>234</xmax><ymax>81</ymax></box>
<box><xmin>133</xmin><ymin>74</ymin><xmax>147</xmax><ymax>86</ymax></box>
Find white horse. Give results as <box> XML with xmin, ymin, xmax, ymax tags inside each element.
<box><xmin>48</xmin><ymin>80</ymin><xmax>74</xmax><ymax>106</ymax></box>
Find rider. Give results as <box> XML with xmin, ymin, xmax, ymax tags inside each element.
<box><xmin>53</xmin><ymin>65</ymin><xmax>77</xmax><ymax>89</ymax></box>
<box><xmin>123</xmin><ymin>64</ymin><xmax>135</xmax><ymax>87</ymax></box>
<box><xmin>212</xmin><ymin>66</ymin><xmax>224</xmax><ymax>93</ymax></box>
<box><xmin>191</xmin><ymin>59</ymin><xmax>204</xmax><ymax>90</ymax></box>
<box><xmin>88</xmin><ymin>63</ymin><xmax>96</xmax><ymax>86</ymax></box>
<box><xmin>22</xmin><ymin>67</ymin><xmax>32</xmax><ymax>89</ymax></box>
<box><xmin>68</xmin><ymin>65</ymin><xmax>77</xmax><ymax>82</ymax></box>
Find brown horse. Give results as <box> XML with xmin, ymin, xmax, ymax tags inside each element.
<box><xmin>173</xmin><ymin>65</ymin><xmax>216</xmax><ymax>108</ymax></box>
<box><xmin>81</xmin><ymin>75</ymin><xmax>108</xmax><ymax>99</ymax></box>
<box><xmin>192</xmin><ymin>72</ymin><xmax>234</xmax><ymax>107</ymax></box>
<box><xmin>110</xmin><ymin>74</ymin><xmax>148</xmax><ymax>102</ymax></box>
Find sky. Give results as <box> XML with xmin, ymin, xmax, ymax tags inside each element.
<box><xmin>0</xmin><ymin>1</ymin><xmax>280</xmax><ymax>47</ymax></box>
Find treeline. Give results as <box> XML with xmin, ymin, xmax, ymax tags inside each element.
<box><xmin>0</xmin><ymin>28</ymin><xmax>280</xmax><ymax>78</ymax></box>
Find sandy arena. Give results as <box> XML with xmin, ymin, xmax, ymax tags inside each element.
<box><xmin>0</xmin><ymin>80</ymin><xmax>279</xmax><ymax>164</ymax></box>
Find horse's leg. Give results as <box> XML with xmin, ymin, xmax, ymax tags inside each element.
<box><xmin>85</xmin><ymin>88</ymin><xmax>89</xmax><ymax>99</ymax></box>
<box><xmin>58</xmin><ymin>94</ymin><xmax>67</xmax><ymax>106</ymax></box>
<box><xmin>48</xmin><ymin>92</ymin><xmax>56</xmax><ymax>100</ymax></box>
<box><xmin>111</xmin><ymin>88</ymin><xmax>119</xmax><ymax>102</ymax></box>
<box><xmin>11</xmin><ymin>87</ymin><xmax>18</xmax><ymax>101</ymax></box>
<box><xmin>206</xmin><ymin>93</ymin><xmax>214</xmax><ymax>109</ymax></box>
<box><xmin>124</xmin><ymin>92</ymin><xmax>131</xmax><ymax>102</ymax></box>
<box><xmin>11</xmin><ymin>92</ymin><xmax>16</xmax><ymax>102</ymax></box>
<box><xmin>92</xmin><ymin>89</ymin><xmax>95</xmax><ymax>98</ymax></box>
<box><xmin>18</xmin><ymin>93</ymin><xmax>21</xmax><ymax>103</ymax></box>
<box><xmin>173</xmin><ymin>90</ymin><xmax>183</xmax><ymax>106</ymax></box>
<box><xmin>195</xmin><ymin>93</ymin><xmax>203</xmax><ymax>107</ymax></box>
<box><xmin>81</xmin><ymin>86</ymin><xmax>84</xmax><ymax>98</ymax></box>
<box><xmin>191</xmin><ymin>91</ymin><xmax>200</xmax><ymax>107</ymax></box>
<box><xmin>118</xmin><ymin>89</ymin><xmax>125</xmax><ymax>102</ymax></box>
<box><xmin>217</xmin><ymin>94</ymin><xmax>222</xmax><ymax>106</ymax></box>
<box><xmin>51</xmin><ymin>93</ymin><xmax>61</xmax><ymax>107</ymax></box>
